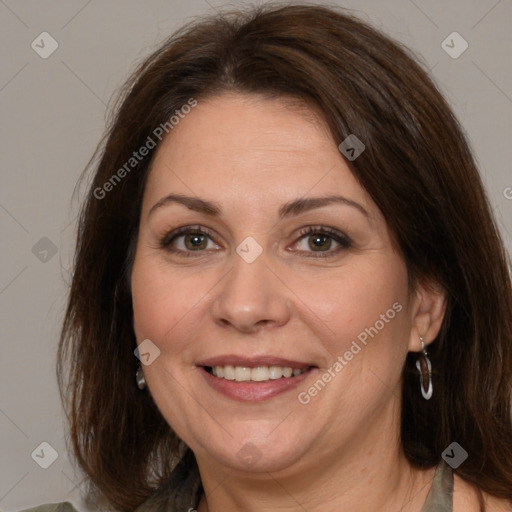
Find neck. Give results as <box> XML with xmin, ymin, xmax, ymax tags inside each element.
<box><xmin>195</xmin><ymin>401</ymin><xmax>436</xmax><ymax>512</ymax></box>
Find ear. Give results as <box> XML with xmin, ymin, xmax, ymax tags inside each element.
<box><xmin>407</xmin><ymin>279</ymin><xmax>447</xmax><ymax>352</ymax></box>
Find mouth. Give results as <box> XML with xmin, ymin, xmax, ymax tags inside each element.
<box><xmin>197</xmin><ymin>356</ymin><xmax>317</xmax><ymax>401</ymax></box>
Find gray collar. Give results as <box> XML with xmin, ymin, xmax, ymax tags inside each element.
<box><xmin>135</xmin><ymin>455</ymin><xmax>453</xmax><ymax>512</ymax></box>
<box><xmin>421</xmin><ymin>462</ymin><xmax>454</xmax><ymax>511</ymax></box>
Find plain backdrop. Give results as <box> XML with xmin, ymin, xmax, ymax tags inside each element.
<box><xmin>1</xmin><ymin>0</ymin><xmax>511</xmax><ymax>510</ymax></box>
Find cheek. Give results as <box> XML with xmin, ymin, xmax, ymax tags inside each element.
<box><xmin>131</xmin><ymin>253</ymin><xmax>233</xmax><ymax>371</ymax></box>
<box><xmin>292</xmin><ymin>258</ymin><xmax>410</xmax><ymax>422</ymax></box>
<box><xmin>292</xmin><ymin>255</ymin><xmax>409</xmax><ymax>352</ymax></box>
<box><xmin>131</xmin><ymin>256</ymin><xmax>201</xmax><ymax>349</ymax></box>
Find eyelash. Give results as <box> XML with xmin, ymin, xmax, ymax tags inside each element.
<box><xmin>159</xmin><ymin>225</ymin><xmax>351</xmax><ymax>258</ymax></box>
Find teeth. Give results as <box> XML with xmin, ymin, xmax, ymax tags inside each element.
<box><xmin>223</xmin><ymin>365</ymin><xmax>235</xmax><ymax>380</ymax></box>
<box><xmin>251</xmin><ymin>366</ymin><xmax>270</xmax><ymax>381</ymax></box>
<box><xmin>210</xmin><ymin>365</ymin><xmax>306</xmax><ymax>382</ymax></box>
<box><xmin>235</xmin><ymin>366</ymin><xmax>251</xmax><ymax>381</ymax></box>
<box><xmin>282</xmin><ymin>367</ymin><xmax>293</xmax><ymax>378</ymax></box>
<box><xmin>269</xmin><ymin>366</ymin><xmax>282</xmax><ymax>379</ymax></box>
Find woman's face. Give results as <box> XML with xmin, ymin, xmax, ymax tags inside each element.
<box><xmin>131</xmin><ymin>93</ymin><xmax>428</xmax><ymax>475</ymax></box>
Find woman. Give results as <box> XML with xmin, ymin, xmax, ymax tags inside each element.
<box><xmin>23</xmin><ymin>4</ymin><xmax>512</xmax><ymax>512</ymax></box>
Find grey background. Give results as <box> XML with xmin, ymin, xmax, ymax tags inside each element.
<box><xmin>1</xmin><ymin>0</ymin><xmax>511</xmax><ymax>510</ymax></box>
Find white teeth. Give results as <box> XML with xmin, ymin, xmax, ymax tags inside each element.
<box><xmin>223</xmin><ymin>365</ymin><xmax>235</xmax><ymax>380</ymax></box>
<box><xmin>269</xmin><ymin>366</ymin><xmax>283</xmax><ymax>379</ymax></box>
<box><xmin>251</xmin><ymin>366</ymin><xmax>270</xmax><ymax>381</ymax></box>
<box><xmin>210</xmin><ymin>365</ymin><xmax>306</xmax><ymax>382</ymax></box>
<box><xmin>235</xmin><ymin>366</ymin><xmax>251</xmax><ymax>381</ymax></box>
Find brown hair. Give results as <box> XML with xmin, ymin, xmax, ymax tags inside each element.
<box><xmin>58</xmin><ymin>3</ymin><xmax>512</xmax><ymax>510</ymax></box>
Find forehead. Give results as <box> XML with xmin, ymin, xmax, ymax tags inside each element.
<box><xmin>143</xmin><ymin>93</ymin><xmax>376</xmax><ymax>217</ymax></box>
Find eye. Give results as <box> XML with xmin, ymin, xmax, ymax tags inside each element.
<box><xmin>292</xmin><ymin>226</ymin><xmax>351</xmax><ymax>257</ymax></box>
<box><xmin>160</xmin><ymin>226</ymin><xmax>220</xmax><ymax>256</ymax></box>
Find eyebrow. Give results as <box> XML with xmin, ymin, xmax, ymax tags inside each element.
<box><xmin>148</xmin><ymin>193</ymin><xmax>369</xmax><ymax>219</ymax></box>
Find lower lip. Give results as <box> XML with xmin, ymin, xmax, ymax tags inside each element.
<box><xmin>199</xmin><ymin>367</ymin><xmax>315</xmax><ymax>402</ymax></box>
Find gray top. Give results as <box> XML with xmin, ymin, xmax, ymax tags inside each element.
<box><xmin>19</xmin><ymin>461</ymin><xmax>453</xmax><ymax>512</ymax></box>
<box><xmin>422</xmin><ymin>461</ymin><xmax>454</xmax><ymax>511</ymax></box>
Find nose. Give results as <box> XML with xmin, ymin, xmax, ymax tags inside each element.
<box><xmin>210</xmin><ymin>252</ymin><xmax>292</xmax><ymax>333</ymax></box>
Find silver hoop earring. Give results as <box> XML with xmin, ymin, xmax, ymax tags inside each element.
<box><xmin>415</xmin><ymin>337</ymin><xmax>433</xmax><ymax>400</ymax></box>
<box><xmin>136</xmin><ymin>365</ymin><xmax>147</xmax><ymax>390</ymax></box>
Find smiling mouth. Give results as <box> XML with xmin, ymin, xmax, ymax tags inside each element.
<box><xmin>204</xmin><ymin>365</ymin><xmax>313</xmax><ymax>382</ymax></box>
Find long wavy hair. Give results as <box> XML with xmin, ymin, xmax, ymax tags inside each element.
<box><xmin>58</xmin><ymin>3</ymin><xmax>512</xmax><ymax>510</ymax></box>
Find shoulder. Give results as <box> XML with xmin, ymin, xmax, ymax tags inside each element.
<box><xmin>453</xmin><ymin>474</ymin><xmax>512</xmax><ymax>512</ymax></box>
<box><xmin>18</xmin><ymin>503</ymin><xmax>78</xmax><ymax>512</ymax></box>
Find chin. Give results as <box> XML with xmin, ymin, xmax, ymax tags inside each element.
<box><xmin>191</xmin><ymin>428</ymin><xmax>311</xmax><ymax>474</ymax></box>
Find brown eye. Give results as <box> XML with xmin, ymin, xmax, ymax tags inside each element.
<box><xmin>160</xmin><ymin>226</ymin><xmax>220</xmax><ymax>256</ymax></box>
<box><xmin>293</xmin><ymin>226</ymin><xmax>351</xmax><ymax>258</ymax></box>
<box><xmin>184</xmin><ymin>233</ymin><xmax>208</xmax><ymax>250</ymax></box>
<box><xmin>308</xmin><ymin>234</ymin><xmax>332</xmax><ymax>251</ymax></box>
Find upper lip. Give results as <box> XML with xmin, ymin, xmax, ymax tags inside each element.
<box><xmin>197</xmin><ymin>355</ymin><xmax>313</xmax><ymax>369</ymax></box>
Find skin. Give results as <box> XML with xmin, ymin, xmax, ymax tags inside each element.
<box><xmin>130</xmin><ymin>93</ymin><xmax>505</xmax><ymax>511</ymax></box>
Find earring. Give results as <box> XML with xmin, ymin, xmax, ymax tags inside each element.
<box><xmin>415</xmin><ymin>337</ymin><xmax>433</xmax><ymax>400</ymax></box>
<box><xmin>136</xmin><ymin>365</ymin><xmax>147</xmax><ymax>390</ymax></box>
